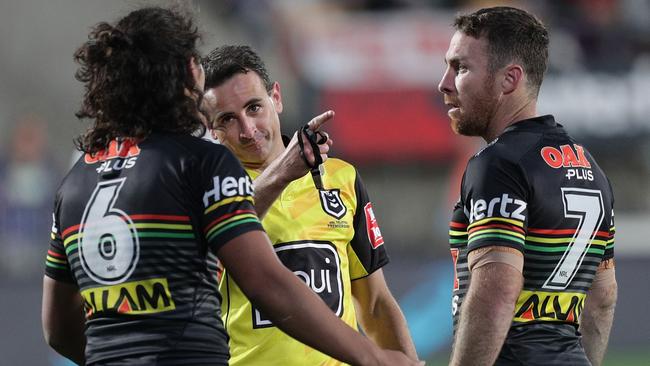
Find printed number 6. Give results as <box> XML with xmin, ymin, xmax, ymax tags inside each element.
<box><xmin>79</xmin><ymin>178</ymin><xmax>139</xmax><ymax>285</ymax></box>
<box><xmin>543</xmin><ymin>188</ymin><xmax>604</xmax><ymax>290</ymax></box>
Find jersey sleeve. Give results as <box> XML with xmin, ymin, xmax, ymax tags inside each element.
<box><xmin>198</xmin><ymin>146</ymin><xmax>264</xmax><ymax>253</ymax></box>
<box><xmin>604</xmin><ymin>208</ymin><xmax>615</xmax><ymax>260</ymax></box>
<box><xmin>462</xmin><ymin>151</ymin><xmax>529</xmax><ymax>254</ymax></box>
<box><xmin>348</xmin><ymin>169</ymin><xmax>389</xmax><ymax>280</ymax></box>
<box><xmin>44</xmin><ymin>195</ymin><xmax>75</xmax><ymax>283</ymax></box>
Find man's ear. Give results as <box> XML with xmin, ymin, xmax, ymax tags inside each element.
<box><xmin>501</xmin><ymin>64</ymin><xmax>524</xmax><ymax>95</ymax></box>
<box><xmin>269</xmin><ymin>81</ymin><xmax>283</xmax><ymax>114</ymax></box>
<box><xmin>189</xmin><ymin>56</ymin><xmax>205</xmax><ymax>91</ymax></box>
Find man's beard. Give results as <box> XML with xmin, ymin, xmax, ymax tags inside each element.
<box><xmin>454</xmin><ymin>77</ymin><xmax>498</xmax><ymax>139</ymax></box>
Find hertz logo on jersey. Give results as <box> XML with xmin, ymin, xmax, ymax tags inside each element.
<box><xmin>467</xmin><ymin>193</ymin><xmax>527</xmax><ymax>223</ymax></box>
<box><xmin>203</xmin><ymin>175</ymin><xmax>254</xmax><ymax>208</ymax></box>
<box><xmin>513</xmin><ymin>290</ymin><xmax>585</xmax><ymax>324</ymax></box>
<box><xmin>81</xmin><ymin>277</ymin><xmax>176</xmax><ymax>317</ymax></box>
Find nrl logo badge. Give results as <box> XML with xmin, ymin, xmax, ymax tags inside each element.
<box><xmin>319</xmin><ymin>189</ymin><xmax>347</xmax><ymax>219</ymax></box>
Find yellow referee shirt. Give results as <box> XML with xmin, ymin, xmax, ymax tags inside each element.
<box><xmin>219</xmin><ymin>158</ymin><xmax>389</xmax><ymax>366</ymax></box>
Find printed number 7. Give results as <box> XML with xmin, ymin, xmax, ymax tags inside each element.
<box><xmin>542</xmin><ymin>188</ymin><xmax>604</xmax><ymax>290</ymax></box>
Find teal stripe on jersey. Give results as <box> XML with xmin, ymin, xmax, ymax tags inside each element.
<box><xmin>66</xmin><ymin>243</ymin><xmax>78</xmax><ymax>256</ymax></box>
<box><xmin>46</xmin><ymin>261</ymin><xmax>67</xmax><ymax>270</ymax></box>
<box><xmin>524</xmin><ymin>243</ymin><xmax>605</xmax><ymax>256</ymax></box>
<box><xmin>468</xmin><ymin>233</ymin><xmax>525</xmax><ymax>246</ymax></box>
<box><xmin>207</xmin><ymin>218</ymin><xmax>260</xmax><ymax>242</ymax></box>
<box><xmin>137</xmin><ymin>232</ymin><xmax>195</xmax><ymax>239</ymax></box>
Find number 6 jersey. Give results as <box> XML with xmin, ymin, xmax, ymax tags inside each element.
<box><xmin>44</xmin><ymin>133</ymin><xmax>263</xmax><ymax>365</ymax></box>
<box><xmin>449</xmin><ymin>115</ymin><xmax>615</xmax><ymax>362</ymax></box>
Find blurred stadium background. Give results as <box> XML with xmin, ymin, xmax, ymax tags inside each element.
<box><xmin>0</xmin><ymin>0</ymin><xmax>648</xmax><ymax>365</ymax></box>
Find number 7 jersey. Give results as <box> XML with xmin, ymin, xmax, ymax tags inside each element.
<box><xmin>449</xmin><ymin>115</ymin><xmax>615</xmax><ymax>334</ymax></box>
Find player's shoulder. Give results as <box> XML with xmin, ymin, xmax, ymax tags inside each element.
<box><xmin>323</xmin><ymin>158</ymin><xmax>358</xmax><ymax>186</ymax></box>
<box><xmin>468</xmin><ymin>137</ymin><xmax>519</xmax><ymax>170</ymax></box>
<box><xmin>154</xmin><ymin>133</ymin><xmax>235</xmax><ymax>163</ymax></box>
<box><xmin>162</xmin><ymin>133</ymin><xmax>229</xmax><ymax>153</ymax></box>
<box><xmin>325</xmin><ymin>158</ymin><xmax>356</xmax><ymax>175</ymax></box>
<box><xmin>470</xmin><ymin>130</ymin><xmax>544</xmax><ymax>171</ymax></box>
<box><xmin>325</xmin><ymin>157</ymin><xmax>353</xmax><ymax>168</ymax></box>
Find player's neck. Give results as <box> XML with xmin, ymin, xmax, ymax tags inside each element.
<box><xmin>484</xmin><ymin>98</ymin><xmax>537</xmax><ymax>142</ymax></box>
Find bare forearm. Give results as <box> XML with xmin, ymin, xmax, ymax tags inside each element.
<box><xmin>48</xmin><ymin>333</ymin><xmax>86</xmax><ymax>365</ymax></box>
<box><xmin>579</xmin><ymin>266</ymin><xmax>617</xmax><ymax>366</ymax></box>
<box><xmin>42</xmin><ymin>276</ymin><xmax>86</xmax><ymax>365</ymax></box>
<box><xmin>358</xmin><ymin>298</ymin><xmax>418</xmax><ymax>359</ymax></box>
<box><xmin>450</xmin><ymin>264</ymin><xmax>522</xmax><ymax>366</ymax></box>
<box><xmin>451</xmin><ymin>291</ymin><xmax>513</xmax><ymax>365</ymax></box>
<box><xmin>251</xmin><ymin>169</ymin><xmax>289</xmax><ymax>218</ymax></box>
<box><xmin>580</xmin><ymin>306</ymin><xmax>615</xmax><ymax>366</ymax></box>
<box><xmin>249</xmin><ymin>268</ymin><xmax>378</xmax><ymax>366</ymax></box>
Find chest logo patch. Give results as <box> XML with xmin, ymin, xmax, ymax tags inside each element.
<box><xmin>319</xmin><ymin>189</ymin><xmax>347</xmax><ymax>219</ymax></box>
<box><xmin>252</xmin><ymin>241</ymin><xmax>343</xmax><ymax>328</ymax></box>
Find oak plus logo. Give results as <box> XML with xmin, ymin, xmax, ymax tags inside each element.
<box><xmin>253</xmin><ymin>241</ymin><xmax>343</xmax><ymax>328</ymax></box>
<box><xmin>85</xmin><ymin>139</ymin><xmax>141</xmax><ymax>174</ymax></box>
<box><xmin>319</xmin><ymin>189</ymin><xmax>347</xmax><ymax>219</ymax></box>
<box><xmin>468</xmin><ymin>193</ymin><xmax>527</xmax><ymax>223</ymax></box>
<box><xmin>541</xmin><ymin>144</ymin><xmax>594</xmax><ymax>181</ymax></box>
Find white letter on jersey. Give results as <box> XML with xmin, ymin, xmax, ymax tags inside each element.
<box><xmin>221</xmin><ymin>177</ymin><xmax>238</xmax><ymax>196</ymax></box>
<box><xmin>203</xmin><ymin>176</ymin><xmax>221</xmax><ymax>207</ymax></box>
<box><xmin>203</xmin><ymin>175</ymin><xmax>255</xmax><ymax>208</ymax></box>
<box><xmin>469</xmin><ymin>193</ymin><xmax>527</xmax><ymax>223</ymax></box>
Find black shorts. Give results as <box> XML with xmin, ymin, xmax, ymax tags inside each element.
<box><xmin>87</xmin><ymin>354</ymin><xmax>228</xmax><ymax>366</ymax></box>
<box><xmin>496</xmin><ymin>323</ymin><xmax>591</xmax><ymax>366</ymax></box>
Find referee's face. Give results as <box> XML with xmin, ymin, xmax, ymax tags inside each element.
<box><xmin>438</xmin><ymin>31</ymin><xmax>499</xmax><ymax>139</ymax></box>
<box><xmin>203</xmin><ymin>72</ymin><xmax>285</xmax><ymax>170</ymax></box>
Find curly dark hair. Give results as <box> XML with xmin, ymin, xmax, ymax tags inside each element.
<box><xmin>73</xmin><ymin>6</ymin><xmax>205</xmax><ymax>153</ymax></box>
<box><xmin>202</xmin><ymin>45</ymin><xmax>273</xmax><ymax>92</ymax></box>
<box><xmin>454</xmin><ymin>6</ymin><xmax>549</xmax><ymax>97</ymax></box>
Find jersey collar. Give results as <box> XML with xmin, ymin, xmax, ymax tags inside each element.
<box><xmin>502</xmin><ymin>114</ymin><xmax>559</xmax><ymax>134</ymax></box>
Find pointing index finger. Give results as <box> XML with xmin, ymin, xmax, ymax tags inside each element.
<box><xmin>308</xmin><ymin>110</ymin><xmax>335</xmax><ymax>131</ymax></box>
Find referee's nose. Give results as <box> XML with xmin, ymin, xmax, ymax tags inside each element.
<box><xmin>238</xmin><ymin>117</ymin><xmax>257</xmax><ymax>141</ymax></box>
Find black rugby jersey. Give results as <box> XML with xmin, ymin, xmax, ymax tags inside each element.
<box><xmin>44</xmin><ymin>133</ymin><xmax>263</xmax><ymax>365</ymax></box>
<box><xmin>449</xmin><ymin>115</ymin><xmax>615</xmax><ymax>364</ymax></box>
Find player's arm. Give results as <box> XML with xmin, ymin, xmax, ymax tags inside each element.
<box><xmin>252</xmin><ymin>111</ymin><xmax>334</xmax><ymax>218</ymax></box>
<box><xmin>450</xmin><ymin>246</ymin><xmax>524</xmax><ymax>366</ymax></box>
<box><xmin>42</xmin><ymin>276</ymin><xmax>86</xmax><ymax>365</ymax></box>
<box><xmin>579</xmin><ymin>259</ymin><xmax>617</xmax><ymax>366</ymax></box>
<box><xmin>351</xmin><ymin>269</ymin><xmax>419</xmax><ymax>360</ymax></box>
<box><xmin>217</xmin><ymin>230</ymin><xmax>423</xmax><ymax>366</ymax></box>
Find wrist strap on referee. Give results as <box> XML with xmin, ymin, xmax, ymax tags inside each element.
<box><xmin>297</xmin><ymin>124</ymin><xmax>327</xmax><ymax>190</ymax></box>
